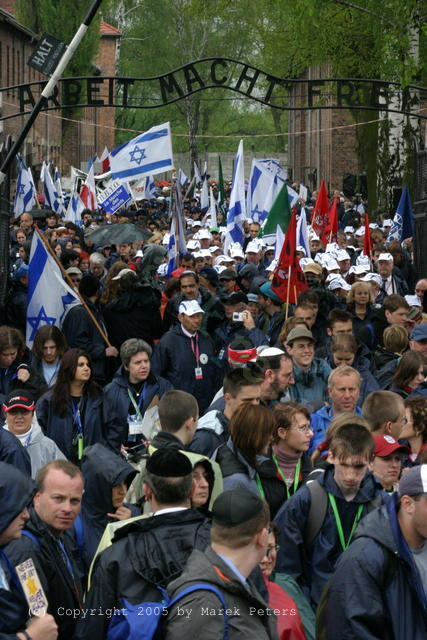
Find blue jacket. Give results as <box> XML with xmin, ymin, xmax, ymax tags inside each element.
<box><xmin>309</xmin><ymin>405</ymin><xmax>363</xmax><ymax>455</ymax></box>
<box><xmin>151</xmin><ymin>325</ymin><xmax>222</xmax><ymax>414</ymax></box>
<box><xmin>289</xmin><ymin>357</ymin><xmax>331</xmax><ymax>413</ymax></box>
<box><xmin>103</xmin><ymin>366</ymin><xmax>173</xmax><ymax>445</ymax></box>
<box><xmin>36</xmin><ymin>389</ymin><xmax>111</xmax><ymax>461</ymax></box>
<box><xmin>323</xmin><ymin>495</ymin><xmax>427</xmax><ymax>639</ymax></box>
<box><xmin>273</xmin><ymin>464</ymin><xmax>385</xmax><ymax>608</ymax></box>
<box><xmin>0</xmin><ymin>462</ymin><xmax>35</xmax><ymax>638</ymax></box>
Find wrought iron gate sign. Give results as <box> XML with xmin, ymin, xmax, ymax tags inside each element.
<box><xmin>1</xmin><ymin>58</ymin><xmax>426</xmax><ymax>121</ymax></box>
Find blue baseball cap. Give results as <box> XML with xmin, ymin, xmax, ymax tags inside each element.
<box><xmin>259</xmin><ymin>281</ymin><xmax>282</xmax><ymax>304</ymax></box>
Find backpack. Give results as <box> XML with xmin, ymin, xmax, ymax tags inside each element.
<box><xmin>304</xmin><ymin>480</ymin><xmax>383</xmax><ymax>546</ymax></box>
<box><xmin>107</xmin><ymin>583</ymin><xmax>229</xmax><ymax>640</ymax></box>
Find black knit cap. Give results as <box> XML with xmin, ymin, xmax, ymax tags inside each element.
<box><xmin>146</xmin><ymin>448</ymin><xmax>192</xmax><ymax>477</ymax></box>
<box><xmin>212</xmin><ymin>489</ymin><xmax>264</xmax><ymax>527</ymax></box>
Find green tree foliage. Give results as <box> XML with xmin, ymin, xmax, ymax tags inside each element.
<box><xmin>103</xmin><ymin>0</ymin><xmax>282</xmax><ymax>162</ymax></box>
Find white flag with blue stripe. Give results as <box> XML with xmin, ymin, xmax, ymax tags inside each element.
<box><xmin>144</xmin><ymin>175</ymin><xmax>158</xmax><ymax>199</ymax></box>
<box><xmin>13</xmin><ymin>154</ymin><xmax>36</xmax><ymax>217</ymax></box>
<box><xmin>224</xmin><ymin>140</ymin><xmax>246</xmax><ymax>255</ymax></box>
<box><xmin>246</xmin><ymin>158</ymin><xmax>287</xmax><ymax>222</ymax></box>
<box><xmin>297</xmin><ymin>208</ymin><xmax>310</xmax><ymax>257</ymax></box>
<box><xmin>41</xmin><ymin>162</ymin><xmax>64</xmax><ymax>215</ymax></box>
<box><xmin>167</xmin><ymin>183</ymin><xmax>187</xmax><ymax>276</ymax></box>
<box><xmin>26</xmin><ymin>231</ymin><xmax>79</xmax><ymax>347</ymax></box>
<box><xmin>110</xmin><ymin>122</ymin><xmax>174</xmax><ymax>183</ymax></box>
<box><xmin>64</xmin><ymin>189</ymin><xmax>84</xmax><ymax>224</ymax></box>
<box><xmin>54</xmin><ymin>166</ymin><xmax>66</xmax><ymax>216</ymax></box>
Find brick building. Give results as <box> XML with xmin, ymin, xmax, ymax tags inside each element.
<box><xmin>287</xmin><ymin>64</ymin><xmax>359</xmax><ymax>194</ymax></box>
<box><xmin>0</xmin><ymin>1</ymin><xmax>120</xmax><ymax>179</ymax></box>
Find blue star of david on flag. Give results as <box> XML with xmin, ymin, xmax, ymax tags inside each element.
<box><xmin>27</xmin><ymin>306</ymin><xmax>56</xmax><ymax>342</ymax></box>
<box><xmin>129</xmin><ymin>145</ymin><xmax>146</xmax><ymax>165</ymax></box>
<box><xmin>109</xmin><ymin>122</ymin><xmax>173</xmax><ymax>183</ymax></box>
<box><xmin>26</xmin><ymin>233</ymin><xmax>79</xmax><ymax>347</ymax></box>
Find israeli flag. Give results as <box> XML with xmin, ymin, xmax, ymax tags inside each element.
<box><xmin>54</xmin><ymin>166</ymin><xmax>66</xmax><ymax>216</ymax></box>
<box><xmin>178</xmin><ymin>168</ymin><xmax>189</xmax><ymax>187</ymax></box>
<box><xmin>26</xmin><ymin>232</ymin><xmax>79</xmax><ymax>347</ymax></box>
<box><xmin>246</xmin><ymin>158</ymin><xmax>287</xmax><ymax>221</ymax></box>
<box><xmin>166</xmin><ymin>183</ymin><xmax>187</xmax><ymax>276</ymax></box>
<box><xmin>297</xmin><ymin>207</ymin><xmax>311</xmax><ymax>257</ymax></box>
<box><xmin>387</xmin><ymin>185</ymin><xmax>414</xmax><ymax>244</ymax></box>
<box><xmin>110</xmin><ymin>122</ymin><xmax>174</xmax><ymax>183</ymax></box>
<box><xmin>224</xmin><ymin>140</ymin><xmax>246</xmax><ymax>255</ymax></box>
<box><xmin>144</xmin><ymin>175</ymin><xmax>158</xmax><ymax>199</ymax></box>
<box><xmin>200</xmin><ymin>177</ymin><xmax>209</xmax><ymax>212</ymax></box>
<box><xmin>13</xmin><ymin>154</ymin><xmax>36</xmax><ymax>217</ymax></box>
<box><xmin>64</xmin><ymin>190</ymin><xmax>84</xmax><ymax>224</ymax></box>
<box><xmin>41</xmin><ymin>162</ymin><xmax>63</xmax><ymax>215</ymax></box>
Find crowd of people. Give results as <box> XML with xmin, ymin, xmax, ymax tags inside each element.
<box><xmin>1</xmin><ymin>181</ymin><xmax>427</xmax><ymax>640</ymax></box>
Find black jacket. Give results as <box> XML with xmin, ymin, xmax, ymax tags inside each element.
<box><xmin>0</xmin><ymin>462</ymin><xmax>35</xmax><ymax>639</ymax></box>
<box><xmin>75</xmin><ymin>508</ymin><xmax>211</xmax><ymax>640</ymax></box>
<box><xmin>102</xmin><ymin>282</ymin><xmax>163</xmax><ymax>349</ymax></box>
<box><xmin>61</xmin><ymin>298</ymin><xmax>109</xmax><ymax>385</ymax></box>
<box><xmin>151</xmin><ymin>325</ymin><xmax>222</xmax><ymax>414</ymax></box>
<box><xmin>5</xmin><ymin>507</ymin><xmax>83</xmax><ymax>640</ymax></box>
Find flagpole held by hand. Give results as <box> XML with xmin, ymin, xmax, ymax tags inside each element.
<box><xmin>34</xmin><ymin>226</ymin><xmax>112</xmax><ymax>347</ymax></box>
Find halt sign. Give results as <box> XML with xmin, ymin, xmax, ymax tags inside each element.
<box><xmin>28</xmin><ymin>33</ymin><xmax>66</xmax><ymax>76</ymax></box>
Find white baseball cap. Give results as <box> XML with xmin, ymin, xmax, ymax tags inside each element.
<box><xmin>377</xmin><ymin>252</ymin><xmax>394</xmax><ymax>262</ymax></box>
<box><xmin>178</xmin><ymin>300</ymin><xmax>205</xmax><ymax>316</ymax></box>
<box><xmin>328</xmin><ymin>276</ymin><xmax>351</xmax><ymax>292</ymax></box>
<box><xmin>245</xmin><ymin>240</ymin><xmax>262</xmax><ymax>254</ymax></box>
<box><xmin>336</xmin><ymin>249</ymin><xmax>351</xmax><ymax>262</ymax></box>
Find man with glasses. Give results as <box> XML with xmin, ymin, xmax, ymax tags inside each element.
<box><xmin>65</xmin><ymin>267</ymin><xmax>82</xmax><ymax>291</ymax></box>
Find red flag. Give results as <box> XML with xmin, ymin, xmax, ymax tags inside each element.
<box><xmin>310</xmin><ymin>178</ymin><xmax>329</xmax><ymax>239</ymax></box>
<box><xmin>321</xmin><ymin>196</ymin><xmax>339</xmax><ymax>246</ymax></box>
<box><xmin>100</xmin><ymin>146</ymin><xmax>110</xmax><ymax>173</ymax></box>
<box><xmin>363</xmin><ymin>213</ymin><xmax>372</xmax><ymax>256</ymax></box>
<box><xmin>271</xmin><ymin>207</ymin><xmax>308</xmax><ymax>304</ymax></box>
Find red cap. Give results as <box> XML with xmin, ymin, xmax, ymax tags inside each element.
<box><xmin>374</xmin><ymin>434</ymin><xmax>409</xmax><ymax>458</ymax></box>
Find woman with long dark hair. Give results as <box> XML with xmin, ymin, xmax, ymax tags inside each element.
<box><xmin>36</xmin><ymin>348</ymin><xmax>107</xmax><ymax>464</ymax></box>
<box><xmin>31</xmin><ymin>325</ymin><xmax>67</xmax><ymax>387</ymax></box>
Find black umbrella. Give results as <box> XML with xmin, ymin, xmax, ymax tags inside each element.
<box><xmin>84</xmin><ymin>223</ymin><xmax>152</xmax><ymax>245</ymax></box>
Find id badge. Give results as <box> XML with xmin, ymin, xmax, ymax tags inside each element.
<box><xmin>194</xmin><ymin>367</ymin><xmax>203</xmax><ymax>380</ymax></box>
<box><xmin>128</xmin><ymin>419</ymin><xmax>144</xmax><ymax>435</ymax></box>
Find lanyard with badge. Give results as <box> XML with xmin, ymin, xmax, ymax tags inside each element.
<box><xmin>191</xmin><ymin>335</ymin><xmax>203</xmax><ymax>380</ymax></box>
<box><xmin>272</xmin><ymin>454</ymin><xmax>302</xmax><ymax>499</ymax></box>
<box><xmin>71</xmin><ymin>399</ymin><xmax>84</xmax><ymax>460</ymax></box>
<box><xmin>127</xmin><ymin>386</ymin><xmax>146</xmax><ymax>435</ymax></box>
<box><xmin>328</xmin><ymin>493</ymin><xmax>364</xmax><ymax>550</ymax></box>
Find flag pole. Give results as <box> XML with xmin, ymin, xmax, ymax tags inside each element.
<box><xmin>34</xmin><ymin>226</ymin><xmax>112</xmax><ymax>346</ymax></box>
<box><xmin>285</xmin><ymin>265</ymin><xmax>292</xmax><ymax>322</ymax></box>
<box><xmin>0</xmin><ymin>0</ymin><xmax>103</xmax><ymax>187</ymax></box>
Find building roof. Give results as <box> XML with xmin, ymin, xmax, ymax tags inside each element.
<box><xmin>0</xmin><ymin>7</ymin><xmax>34</xmax><ymax>39</ymax></box>
<box><xmin>100</xmin><ymin>20</ymin><xmax>121</xmax><ymax>37</ymax></box>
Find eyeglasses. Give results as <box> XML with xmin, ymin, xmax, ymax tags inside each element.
<box><xmin>266</xmin><ymin>545</ymin><xmax>280</xmax><ymax>557</ymax></box>
<box><xmin>292</xmin><ymin>424</ymin><xmax>313</xmax><ymax>434</ymax></box>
